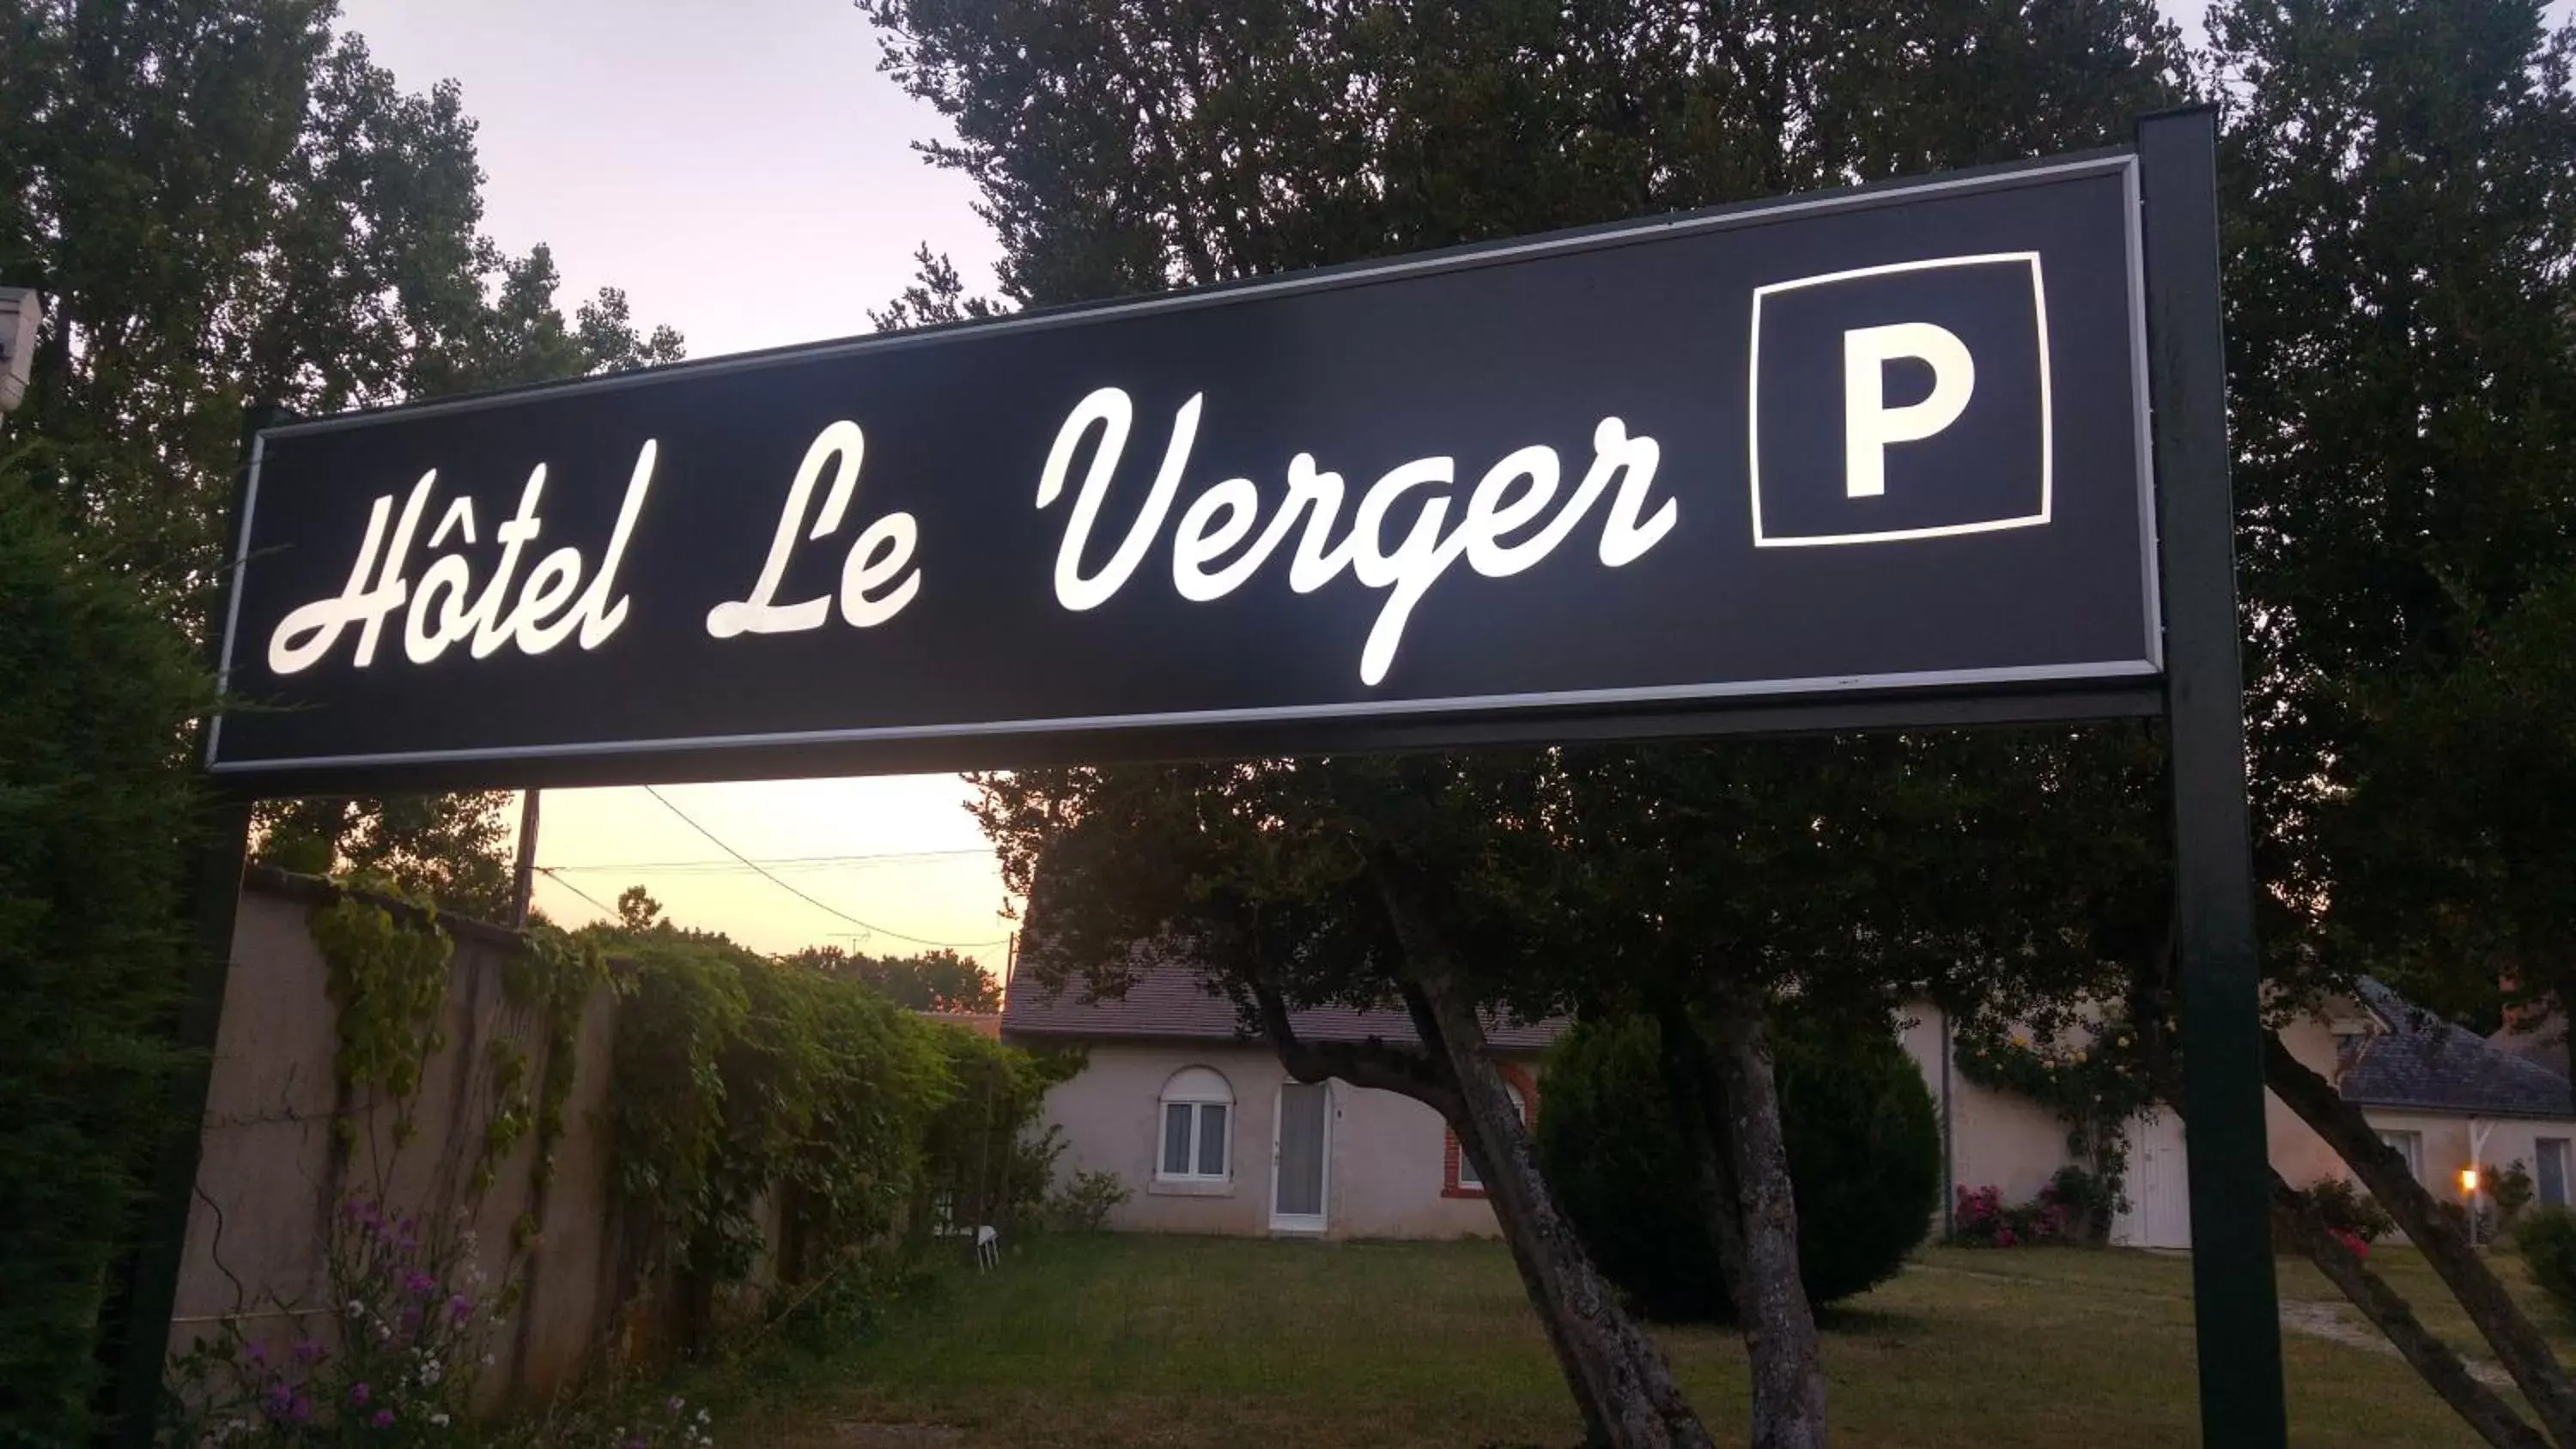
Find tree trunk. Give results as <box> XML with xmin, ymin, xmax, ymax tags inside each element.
<box><xmin>2271</xmin><ymin>1168</ymin><xmax>2547</xmax><ymax>1449</ymax></box>
<box><xmin>1373</xmin><ymin>861</ymin><xmax>1716</xmax><ymax>1449</ymax></box>
<box><xmin>1701</xmin><ymin>1000</ymin><xmax>1830</xmax><ymax>1449</ymax></box>
<box><xmin>2263</xmin><ymin>1030</ymin><xmax>2576</xmax><ymax>1445</ymax></box>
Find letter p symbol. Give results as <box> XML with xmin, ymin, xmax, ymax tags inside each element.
<box><xmin>1843</xmin><ymin>323</ymin><xmax>1974</xmax><ymax>499</ymax></box>
<box><xmin>1749</xmin><ymin>252</ymin><xmax>2048</xmax><ymax>547</ymax></box>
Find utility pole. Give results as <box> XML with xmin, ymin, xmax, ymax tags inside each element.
<box><xmin>510</xmin><ymin>789</ymin><xmax>540</xmax><ymax>927</ymax></box>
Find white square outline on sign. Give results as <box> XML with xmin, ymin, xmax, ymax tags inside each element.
<box><xmin>1747</xmin><ymin>252</ymin><xmax>2052</xmax><ymax>548</ymax></box>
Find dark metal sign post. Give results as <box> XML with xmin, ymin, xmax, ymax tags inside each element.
<box><xmin>118</xmin><ymin>108</ymin><xmax>2285</xmax><ymax>1447</ymax></box>
<box><xmin>2139</xmin><ymin>106</ymin><xmax>2289</xmax><ymax>1446</ymax></box>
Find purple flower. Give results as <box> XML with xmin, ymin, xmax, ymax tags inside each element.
<box><xmin>370</xmin><ymin>1408</ymin><xmax>395</xmax><ymax>1429</ymax></box>
<box><xmin>403</xmin><ymin>1270</ymin><xmax>436</xmax><ymax>1297</ymax></box>
<box><xmin>624</xmin><ymin>1438</ymin><xmax>649</xmax><ymax>1449</ymax></box>
<box><xmin>349</xmin><ymin>1382</ymin><xmax>371</xmax><ymax>1407</ymax></box>
<box><xmin>245</xmin><ymin>1341</ymin><xmax>268</xmax><ymax>1367</ymax></box>
<box><xmin>289</xmin><ymin>1393</ymin><xmax>313</xmax><ymax>1426</ymax></box>
<box><xmin>449</xmin><ymin>1294</ymin><xmax>473</xmax><ymax>1325</ymax></box>
<box><xmin>294</xmin><ymin>1339</ymin><xmax>325</xmax><ymax>1365</ymax></box>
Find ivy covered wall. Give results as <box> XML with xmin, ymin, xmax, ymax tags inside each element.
<box><xmin>166</xmin><ymin>869</ymin><xmax>1053</xmax><ymax>1414</ymax></box>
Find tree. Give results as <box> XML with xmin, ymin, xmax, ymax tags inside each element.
<box><xmin>871</xmin><ymin>3</ymin><xmax>2182</xmax><ymax>1442</ymax></box>
<box><xmin>1540</xmin><ymin>1011</ymin><xmax>1940</xmax><ymax>1323</ymax></box>
<box><xmin>617</xmin><ymin>885</ymin><xmax>666</xmax><ymax>932</ymax></box>
<box><xmin>0</xmin><ymin>457</ymin><xmax>208</xmax><ymax>1444</ymax></box>
<box><xmin>2188</xmin><ymin>4</ymin><xmax>2576</xmax><ymax>1443</ymax></box>
<box><xmin>980</xmin><ymin>754</ymin><xmax>1722</xmax><ymax>1449</ymax></box>
<box><xmin>776</xmin><ymin>945</ymin><xmax>1003</xmax><ymax>1014</ymax></box>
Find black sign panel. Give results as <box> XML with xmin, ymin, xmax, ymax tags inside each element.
<box><xmin>209</xmin><ymin>152</ymin><xmax>2156</xmax><ymax>785</ymax></box>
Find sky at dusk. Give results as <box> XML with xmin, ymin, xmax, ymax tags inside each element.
<box><xmin>326</xmin><ymin>0</ymin><xmax>2570</xmax><ymax>961</ymax></box>
<box><xmin>335</xmin><ymin>0</ymin><xmax>1013</xmax><ymax>961</ymax></box>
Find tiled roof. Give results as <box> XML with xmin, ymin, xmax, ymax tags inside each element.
<box><xmin>2490</xmin><ymin>1013</ymin><xmax>2570</xmax><ymax>1081</ymax></box>
<box><xmin>999</xmin><ymin>956</ymin><xmax>1565</xmax><ymax>1053</ymax></box>
<box><xmin>2342</xmin><ymin>980</ymin><xmax>2576</xmax><ymax>1119</ymax></box>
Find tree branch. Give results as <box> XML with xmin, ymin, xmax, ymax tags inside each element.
<box><xmin>2264</xmin><ymin>1029</ymin><xmax>2576</xmax><ymax>1444</ymax></box>
<box><xmin>2271</xmin><ymin>1169</ymin><xmax>2546</xmax><ymax>1449</ymax></box>
<box><xmin>1246</xmin><ymin>973</ymin><xmax>1461</xmax><ymax>1121</ymax></box>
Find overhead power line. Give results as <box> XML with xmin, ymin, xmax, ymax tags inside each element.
<box><xmin>539</xmin><ymin>847</ymin><xmax>990</xmax><ymax>874</ymax></box>
<box><xmin>533</xmin><ymin>865</ymin><xmax>620</xmax><ymax>918</ymax></box>
<box><xmin>641</xmin><ymin>785</ymin><xmax>1010</xmax><ymax>951</ymax></box>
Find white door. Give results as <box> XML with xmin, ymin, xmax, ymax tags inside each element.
<box><xmin>1270</xmin><ymin>1082</ymin><xmax>1330</xmax><ymax>1234</ymax></box>
<box><xmin>2112</xmin><ymin>1108</ymin><xmax>2191</xmax><ymax>1249</ymax></box>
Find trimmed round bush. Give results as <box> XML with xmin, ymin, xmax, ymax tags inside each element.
<box><xmin>1536</xmin><ymin>1010</ymin><xmax>1940</xmax><ymax>1321</ymax></box>
<box><xmin>2516</xmin><ymin>1208</ymin><xmax>2576</xmax><ymax>1319</ymax></box>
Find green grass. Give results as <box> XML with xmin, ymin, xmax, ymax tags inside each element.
<box><xmin>696</xmin><ymin>1235</ymin><xmax>2576</xmax><ymax>1448</ymax></box>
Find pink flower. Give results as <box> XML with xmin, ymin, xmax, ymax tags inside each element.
<box><xmin>349</xmin><ymin>1382</ymin><xmax>370</xmax><ymax>1407</ymax></box>
<box><xmin>403</xmin><ymin>1270</ymin><xmax>436</xmax><ymax>1296</ymax></box>
<box><xmin>371</xmin><ymin>1408</ymin><xmax>395</xmax><ymax>1428</ymax></box>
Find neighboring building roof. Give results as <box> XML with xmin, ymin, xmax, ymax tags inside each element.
<box><xmin>2342</xmin><ymin>980</ymin><xmax>2576</xmax><ymax>1119</ymax></box>
<box><xmin>2491</xmin><ymin>1011</ymin><xmax>2571</xmax><ymax>1081</ymax></box>
<box><xmin>1000</xmin><ymin>958</ymin><xmax>1565</xmax><ymax>1052</ymax></box>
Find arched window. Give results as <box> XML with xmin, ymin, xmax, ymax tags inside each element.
<box><xmin>1445</xmin><ymin>1069</ymin><xmax>1535</xmax><ymax>1197</ymax></box>
<box><xmin>1158</xmin><ymin>1066</ymin><xmax>1234</xmax><ymax>1181</ymax></box>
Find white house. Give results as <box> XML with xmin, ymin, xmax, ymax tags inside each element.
<box><xmin>1004</xmin><ymin>960</ymin><xmax>2576</xmax><ymax>1249</ymax></box>
<box><xmin>1000</xmin><ymin>965</ymin><xmax>1554</xmax><ymax>1239</ymax></box>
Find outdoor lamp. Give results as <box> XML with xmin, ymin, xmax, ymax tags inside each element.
<box><xmin>2462</xmin><ymin>1167</ymin><xmax>2482</xmax><ymax>1194</ymax></box>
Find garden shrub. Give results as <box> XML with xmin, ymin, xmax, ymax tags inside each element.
<box><xmin>1044</xmin><ymin>1170</ymin><xmax>1134</xmax><ymax>1233</ymax></box>
<box><xmin>598</xmin><ymin>923</ymin><xmax>1068</xmax><ymax>1343</ymax></box>
<box><xmin>1536</xmin><ymin>1010</ymin><xmax>1940</xmax><ymax>1321</ymax></box>
<box><xmin>161</xmin><ymin>1192</ymin><xmax>510</xmax><ymax>1445</ymax></box>
<box><xmin>2299</xmin><ymin>1176</ymin><xmax>2397</xmax><ymax>1245</ymax></box>
<box><xmin>2494</xmin><ymin>1161</ymin><xmax>2537</xmax><ymax>1230</ymax></box>
<box><xmin>2516</xmin><ymin>1208</ymin><xmax>2576</xmax><ymax>1318</ymax></box>
<box><xmin>0</xmin><ymin>463</ymin><xmax>207</xmax><ymax>1443</ymax></box>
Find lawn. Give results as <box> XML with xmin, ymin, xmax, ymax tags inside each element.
<box><xmin>702</xmin><ymin>1235</ymin><xmax>2576</xmax><ymax>1448</ymax></box>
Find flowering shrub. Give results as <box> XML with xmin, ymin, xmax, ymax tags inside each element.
<box><xmin>161</xmin><ymin>1193</ymin><xmax>506</xmax><ymax>1446</ymax></box>
<box><xmin>2330</xmin><ymin>1228</ymin><xmax>2372</xmax><ymax>1260</ymax></box>
<box><xmin>1953</xmin><ymin>1016</ymin><xmax>2156</xmax><ymax>1236</ymax></box>
<box><xmin>1950</xmin><ymin>1184</ymin><xmax>2076</xmax><ymax>1247</ymax></box>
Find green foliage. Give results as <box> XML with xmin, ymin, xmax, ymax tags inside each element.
<box><xmin>1953</xmin><ymin>1016</ymin><xmax>2158</xmax><ymax>1236</ymax></box>
<box><xmin>1042</xmin><ymin>1171</ymin><xmax>1133</xmax><ymax>1234</ymax></box>
<box><xmin>1537</xmin><ymin>1012</ymin><xmax>1939</xmax><ymax>1321</ymax></box>
<box><xmin>775</xmin><ymin>944</ymin><xmax>1003</xmax><ymax>1014</ymax></box>
<box><xmin>2212</xmin><ymin>0</ymin><xmax>2576</xmax><ymax>1009</ymax></box>
<box><xmin>310</xmin><ymin>888</ymin><xmax>453</xmax><ymax>1118</ymax></box>
<box><xmin>2495</xmin><ymin>1161</ymin><xmax>2539</xmax><ymax>1230</ymax></box>
<box><xmin>0</xmin><ymin>460</ymin><xmax>207</xmax><ymax>1444</ymax></box>
<box><xmin>2299</xmin><ymin>1177</ymin><xmax>2397</xmax><ymax>1246</ymax></box>
<box><xmin>916</xmin><ymin>1031</ymin><xmax>1082</xmax><ymax>1243</ymax></box>
<box><xmin>2517</xmin><ymin>1209</ymin><xmax>2576</xmax><ymax>1319</ymax></box>
<box><xmin>258</xmin><ymin>795</ymin><xmax>517</xmax><ymax>924</ymax></box>
<box><xmin>3</xmin><ymin>4</ymin><xmax>687</xmax><ymax>609</ymax></box>
<box><xmin>596</xmin><ymin>923</ymin><xmax>1036</xmax><ymax>1321</ymax></box>
<box><xmin>500</xmin><ymin>927</ymin><xmax>611</xmax><ymax>1191</ymax></box>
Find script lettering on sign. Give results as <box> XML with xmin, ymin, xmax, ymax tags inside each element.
<box><xmin>216</xmin><ymin>151</ymin><xmax>2156</xmax><ymax>783</ymax></box>
<box><xmin>267</xmin><ymin>440</ymin><xmax>658</xmax><ymax>676</ymax></box>
<box><xmin>264</xmin><ymin>397</ymin><xmax>1682</xmax><ymax>692</ymax></box>
<box><xmin>1034</xmin><ymin>386</ymin><xmax>1675</xmax><ymax>685</ymax></box>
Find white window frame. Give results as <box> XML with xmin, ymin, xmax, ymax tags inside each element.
<box><xmin>1157</xmin><ymin>1067</ymin><xmax>1234</xmax><ymax>1182</ymax></box>
<box><xmin>2380</xmin><ymin>1129</ymin><xmax>2424</xmax><ymax>1184</ymax></box>
<box><xmin>1455</xmin><ymin>1082</ymin><xmax>1529</xmax><ymax>1191</ymax></box>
